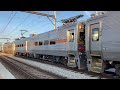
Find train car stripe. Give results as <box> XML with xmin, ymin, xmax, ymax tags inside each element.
<box><xmin>56</xmin><ymin>39</ymin><xmax>67</xmax><ymax>43</ymax></box>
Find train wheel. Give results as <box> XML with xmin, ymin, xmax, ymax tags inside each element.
<box><xmin>63</xmin><ymin>59</ymin><xmax>68</xmax><ymax>66</ymax></box>
<box><xmin>52</xmin><ymin>56</ymin><xmax>56</xmax><ymax>63</ymax></box>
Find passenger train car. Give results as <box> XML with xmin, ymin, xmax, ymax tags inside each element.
<box><xmin>86</xmin><ymin>11</ymin><xmax>120</xmax><ymax>75</ymax></box>
<box><xmin>2</xmin><ymin>42</ymin><xmax>15</xmax><ymax>54</ymax></box>
<box><xmin>3</xmin><ymin>11</ymin><xmax>120</xmax><ymax>76</ymax></box>
<box><xmin>14</xmin><ymin>22</ymin><xmax>87</xmax><ymax>70</ymax></box>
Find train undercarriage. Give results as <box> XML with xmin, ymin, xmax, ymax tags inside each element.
<box><xmin>87</xmin><ymin>56</ymin><xmax>120</xmax><ymax>76</ymax></box>
<box><xmin>14</xmin><ymin>52</ymin><xmax>87</xmax><ymax>70</ymax></box>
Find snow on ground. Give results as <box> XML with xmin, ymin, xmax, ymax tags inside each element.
<box><xmin>0</xmin><ymin>62</ymin><xmax>15</xmax><ymax>79</ymax></box>
<box><xmin>105</xmin><ymin>68</ymin><xmax>115</xmax><ymax>73</ymax></box>
<box><xmin>2</xmin><ymin>53</ymin><xmax>100</xmax><ymax>79</ymax></box>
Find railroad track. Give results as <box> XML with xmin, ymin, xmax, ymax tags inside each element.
<box><xmin>14</xmin><ymin>55</ymin><xmax>118</xmax><ymax>79</ymax></box>
<box><xmin>0</xmin><ymin>56</ymin><xmax>39</xmax><ymax>79</ymax></box>
<box><xmin>0</xmin><ymin>55</ymin><xmax>63</xmax><ymax>79</ymax></box>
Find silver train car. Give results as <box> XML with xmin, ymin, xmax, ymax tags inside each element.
<box><xmin>85</xmin><ymin>11</ymin><xmax>120</xmax><ymax>75</ymax></box>
<box><xmin>2</xmin><ymin>42</ymin><xmax>15</xmax><ymax>54</ymax></box>
<box><xmin>14</xmin><ymin>22</ymin><xmax>87</xmax><ymax>70</ymax></box>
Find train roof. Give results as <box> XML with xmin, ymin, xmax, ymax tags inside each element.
<box><xmin>15</xmin><ymin>20</ymin><xmax>86</xmax><ymax>41</ymax></box>
<box><xmin>86</xmin><ymin>12</ymin><xmax>111</xmax><ymax>22</ymax></box>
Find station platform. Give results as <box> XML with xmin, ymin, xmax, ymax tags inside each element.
<box><xmin>0</xmin><ymin>62</ymin><xmax>15</xmax><ymax>79</ymax></box>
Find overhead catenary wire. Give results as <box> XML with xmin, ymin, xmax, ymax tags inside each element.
<box><xmin>11</xmin><ymin>16</ymin><xmax>60</xmax><ymax>39</ymax></box>
<box><xmin>0</xmin><ymin>11</ymin><xmax>17</xmax><ymax>34</ymax></box>
<box><xmin>7</xmin><ymin>11</ymin><xmax>13</xmax><ymax>20</ymax></box>
<box><xmin>6</xmin><ymin>11</ymin><xmax>58</xmax><ymax>39</ymax></box>
<box><xmin>27</xmin><ymin>16</ymin><xmax>53</xmax><ymax>33</ymax></box>
<box><xmin>22</xmin><ymin>16</ymin><xmax>43</xmax><ymax>30</ymax></box>
<box><xmin>8</xmin><ymin>13</ymin><xmax>49</xmax><ymax>38</ymax></box>
<box><xmin>5</xmin><ymin>13</ymin><xmax>31</xmax><ymax>37</ymax></box>
<box><xmin>21</xmin><ymin>15</ymin><xmax>42</xmax><ymax>30</ymax></box>
<box><xmin>10</xmin><ymin>16</ymin><xmax>46</xmax><ymax>38</ymax></box>
<box><xmin>12</xmin><ymin>19</ymin><xmax>49</xmax><ymax>39</ymax></box>
<box><xmin>11</xmin><ymin>20</ymin><xmax>50</xmax><ymax>40</ymax></box>
<box><xmin>46</xmin><ymin>16</ymin><xmax>54</xmax><ymax>26</ymax></box>
<box><xmin>29</xmin><ymin>22</ymin><xmax>50</xmax><ymax>34</ymax></box>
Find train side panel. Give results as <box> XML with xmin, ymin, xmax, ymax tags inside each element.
<box><xmin>102</xmin><ymin>11</ymin><xmax>120</xmax><ymax>61</ymax></box>
<box><xmin>14</xmin><ymin>38</ymin><xmax>28</xmax><ymax>55</ymax></box>
<box><xmin>27</xmin><ymin>23</ymin><xmax>78</xmax><ymax>57</ymax></box>
<box><xmin>86</xmin><ymin>11</ymin><xmax>120</xmax><ymax>74</ymax></box>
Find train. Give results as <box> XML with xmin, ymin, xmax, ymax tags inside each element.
<box><xmin>2</xmin><ymin>11</ymin><xmax>120</xmax><ymax>76</ymax></box>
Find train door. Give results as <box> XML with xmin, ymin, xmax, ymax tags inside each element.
<box><xmin>67</xmin><ymin>29</ymin><xmax>76</xmax><ymax>67</ymax></box>
<box><xmin>77</xmin><ymin>23</ymin><xmax>87</xmax><ymax>70</ymax></box>
<box><xmin>89</xmin><ymin>22</ymin><xmax>103</xmax><ymax>73</ymax></box>
<box><xmin>26</xmin><ymin>41</ymin><xmax>28</xmax><ymax>53</ymax></box>
<box><xmin>90</xmin><ymin>23</ymin><xmax>101</xmax><ymax>56</ymax></box>
<box><xmin>67</xmin><ymin>29</ymin><xmax>75</xmax><ymax>51</ymax></box>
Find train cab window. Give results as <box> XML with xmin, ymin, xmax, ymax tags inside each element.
<box><xmin>35</xmin><ymin>42</ymin><xmax>38</xmax><ymax>46</ymax></box>
<box><xmin>68</xmin><ymin>29</ymin><xmax>74</xmax><ymax>42</ymax></box>
<box><xmin>50</xmin><ymin>40</ymin><xmax>56</xmax><ymax>45</ymax></box>
<box><xmin>39</xmin><ymin>42</ymin><xmax>43</xmax><ymax>46</ymax></box>
<box><xmin>44</xmin><ymin>40</ymin><xmax>49</xmax><ymax>45</ymax></box>
<box><xmin>92</xmin><ymin>28</ymin><xmax>99</xmax><ymax>41</ymax></box>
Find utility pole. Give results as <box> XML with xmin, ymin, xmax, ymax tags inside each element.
<box><xmin>21</xmin><ymin>11</ymin><xmax>57</xmax><ymax>29</ymax></box>
<box><xmin>54</xmin><ymin>11</ymin><xmax>57</xmax><ymax>29</ymax></box>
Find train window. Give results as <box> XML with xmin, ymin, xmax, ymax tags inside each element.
<box><xmin>22</xmin><ymin>44</ymin><xmax>23</xmax><ymax>47</ymax></box>
<box><xmin>44</xmin><ymin>40</ymin><xmax>49</xmax><ymax>45</ymax></box>
<box><xmin>68</xmin><ymin>29</ymin><xmax>74</xmax><ymax>42</ymax></box>
<box><xmin>20</xmin><ymin>44</ymin><xmax>21</xmax><ymax>47</ymax></box>
<box><xmin>92</xmin><ymin>28</ymin><xmax>99</xmax><ymax>41</ymax></box>
<box><xmin>50</xmin><ymin>40</ymin><xmax>56</xmax><ymax>45</ymax></box>
<box><xmin>18</xmin><ymin>45</ymin><xmax>19</xmax><ymax>47</ymax></box>
<box><xmin>35</xmin><ymin>42</ymin><xmax>38</xmax><ymax>46</ymax></box>
<box><xmin>39</xmin><ymin>42</ymin><xmax>43</xmax><ymax>45</ymax></box>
